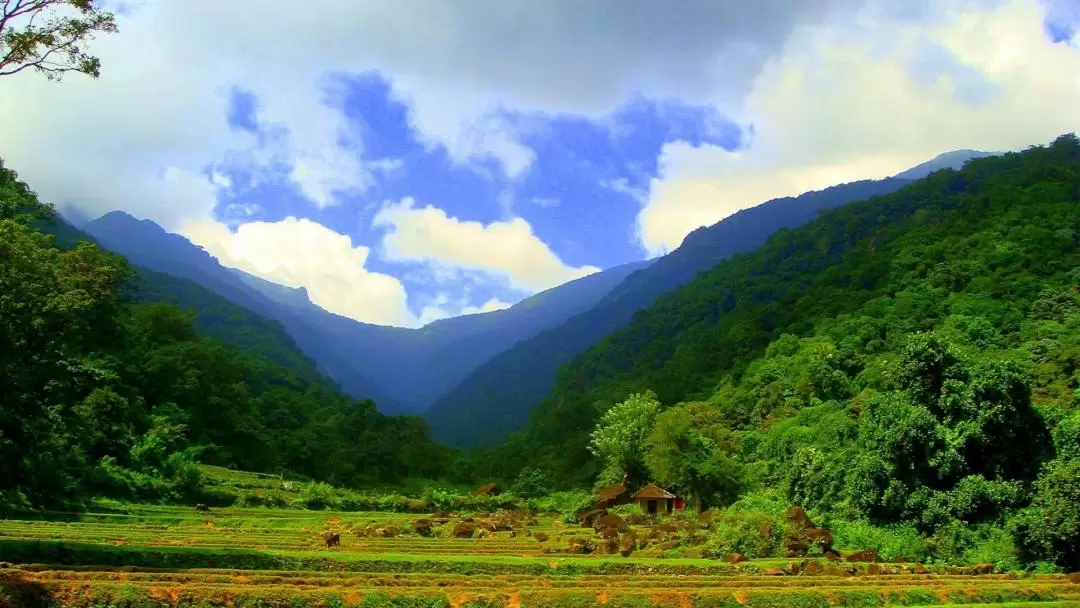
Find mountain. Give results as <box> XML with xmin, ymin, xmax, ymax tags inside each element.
<box><xmin>38</xmin><ymin>215</ymin><xmax>342</xmax><ymax>391</ymax></box>
<box><xmin>422</xmin><ymin>178</ymin><xmax>912</xmax><ymax>446</ymax></box>
<box><xmin>516</xmin><ymin>133</ymin><xmax>1079</xmax><ymax>492</ymax></box>
<box><xmin>81</xmin><ymin>211</ymin><xmax>404</xmax><ymax>411</ymax></box>
<box><xmin>423</xmin><ymin>148</ymin><xmax>1000</xmax><ymax>447</ymax></box>
<box><xmin>892</xmin><ymin>149</ymin><xmax>1000</xmax><ymax>181</ymax></box>
<box><xmin>81</xmin><ymin>212</ymin><xmax>650</xmax><ymax>413</ymax></box>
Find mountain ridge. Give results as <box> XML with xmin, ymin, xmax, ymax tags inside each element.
<box><xmin>422</xmin><ymin>148</ymin><xmax>1000</xmax><ymax>446</ymax></box>
<box><xmin>81</xmin><ymin>212</ymin><xmax>651</xmax><ymax>413</ymax></box>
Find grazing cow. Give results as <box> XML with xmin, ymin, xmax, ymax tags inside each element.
<box><xmin>195</xmin><ymin>504</ymin><xmax>210</xmax><ymax>513</ymax></box>
<box><xmin>324</xmin><ymin>531</ymin><xmax>341</xmax><ymax>548</ymax></box>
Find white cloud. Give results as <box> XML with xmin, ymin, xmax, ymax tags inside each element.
<box><xmin>373</xmin><ymin>197</ymin><xmax>600</xmax><ymax>293</ymax></box>
<box><xmin>0</xmin><ymin>0</ymin><xmax>865</xmax><ymax>233</ymax></box>
<box><xmin>2</xmin><ymin>0</ymin><xmax>1077</xmax><ymax>323</ymax></box>
<box><xmin>636</xmin><ymin>0</ymin><xmax>1080</xmax><ymax>255</ymax></box>
<box><xmin>181</xmin><ymin>217</ymin><xmax>417</xmax><ymax>327</ymax></box>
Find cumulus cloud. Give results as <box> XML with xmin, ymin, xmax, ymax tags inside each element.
<box><xmin>182</xmin><ymin>217</ymin><xmax>416</xmax><ymax>327</ymax></box>
<box><xmin>636</xmin><ymin>0</ymin><xmax>1080</xmax><ymax>256</ymax></box>
<box><xmin>373</xmin><ymin>197</ymin><xmax>600</xmax><ymax>293</ymax></box>
<box><xmin>0</xmin><ymin>0</ymin><xmax>867</xmax><ymax>231</ymax></box>
<box><xmin>4</xmin><ymin>0</ymin><xmax>1077</xmax><ymax>323</ymax></box>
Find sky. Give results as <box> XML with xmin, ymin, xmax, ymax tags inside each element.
<box><xmin>2</xmin><ymin>0</ymin><xmax>1079</xmax><ymax>328</ymax></box>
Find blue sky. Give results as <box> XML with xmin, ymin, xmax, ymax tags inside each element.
<box><xmin>209</xmin><ymin>73</ymin><xmax>741</xmax><ymax>323</ymax></box>
<box><xmin>3</xmin><ymin>0</ymin><xmax>1078</xmax><ymax>327</ymax></box>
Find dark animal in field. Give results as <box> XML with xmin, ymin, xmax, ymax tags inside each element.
<box><xmin>324</xmin><ymin>531</ymin><xmax>341</xmax><ymax>548</ymax></box>
<box><xmin>195</xmin><ymin>504</ymin><xmax>210</xmax><ymax>512</ymax></box>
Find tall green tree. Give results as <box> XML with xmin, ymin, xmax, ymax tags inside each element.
<box><xmin>588</xmin><ymin>391</ymin><xmax>660</xmax><ymax>487</ymax></box>
<box><xmin>644</xmin><ymin>402</ymin><xmax>743</xmax><ymax>512</ymax></box>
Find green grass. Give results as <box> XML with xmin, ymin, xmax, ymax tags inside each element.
<box><xmin>1</xmin><ymin>468</ymin><xmax>1077</xmax><ymax>607</ymax></box>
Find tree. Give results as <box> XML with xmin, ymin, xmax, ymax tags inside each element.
<box><xmin>645</xmin><ymin>402</ymin><xmax>743</xmax><ymax>513</ymax></box>
<box><xmin>587</xmin><ymin>391</ymin><xmax>660</xmax><ymax>487</ymax></box>
<box><xmin>1</xmin><ymin>0</ymin><xmax>117</xmax><ymax>81</ymax></box>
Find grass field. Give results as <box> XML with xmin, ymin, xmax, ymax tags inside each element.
<box><xmin>2</xmin><ymin>471</ymin><xmax>1078</xmax><ymax>607</ymax></box>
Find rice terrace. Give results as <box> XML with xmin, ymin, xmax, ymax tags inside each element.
<box><xmin>0</xmin><ymin>469</ymin><xmax>1076</xmax><ymax>608</ymax></box>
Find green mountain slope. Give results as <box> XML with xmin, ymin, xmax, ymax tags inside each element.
<box><xmin>30</xmin><ymin>215</ymin><xmax>331</xmax><ymax>390</ymax></box>
<box><xmin>516</xmin><ymin>134</ymin><xmax>1080</xmax><ymax>491</ymax></box>
<box><xmin>424</xmin><ymin>177</ymin><xmax>916</xmax><ymax>447</ymax></box>
<box><xmin>82</xmin><ymin>211</ymin><xmax>650</xmax><ymax>413</ymax></box>
<box><xmin>1</xmin><ymin>160</ymin><xmax>450</xmax><ymax>507</ymax></box>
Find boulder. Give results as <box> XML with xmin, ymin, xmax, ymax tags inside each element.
<box><xmin>846</xmin><ymin>550</ymin><xmax>882</xmax><ymax>563</ymax></box>
<box><xmin>805</xmin><ymin>527</ymin><xmax>834</xmax><ymax>553</ymax></box>
<box><xmin>593</xmin><ymin>514</ymin><xmax>628</xmax><ymax>533</ymax></box>
<box><xmin>568</xmin><ymin>537</ymin><xmax>595</xmax><ymax>554</ymax></box>
<box><xmin>472</xmin><ymin>483</ymin><xmax>500</xmax><ymax>496</ymax></box>
<box><xmin>722</xmin><ymin>552</ymin><xmax>748</xmax><ymax>564</ymax></box>
<box><xmin>580</xmin><ymin>509</ymin><xmax>606</xmax><ymax>528</ymax></box>
<box><xmin>452</xmin><ymin>523</ymin><xmax>477</xmax><ymax>538</ymax></box>
<box><xmin>785</xmin><ymin>506</ymin><xmax>815</xmax><ymax>529</ymax></box>
<box><xmin>596</xmin><ymin>537</ymin><xmax>620</xmax><ymax>555</ymax></box>
<box><xmin>597</xmin><ymin>526</ymin><xmax>619</xmax><ymax>540</ymax></box>
<box><xmin>619</xmin><ymin>530</ymin><xmax>637</xmax><ymax>557</ymax></box>
<box><xmin>412</xmin><ymin>519</ymin><xmax>434</xmax><ymax>537</ymax></box>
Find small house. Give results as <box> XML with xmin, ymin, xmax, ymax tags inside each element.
<box><xmin>631</xmin><ymin>483</ymin><xmax>678</xmax><ymax>515</ymax></box>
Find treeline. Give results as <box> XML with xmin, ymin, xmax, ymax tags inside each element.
<box><xmin>478</xmin><ymin>134</ymin><xmax>1080</xmax><ymax>569</ymax></box>
<box><xmin>0</xmin><ymin>161</ymin><xmax>452</xmax><ymax>508</ymax></box>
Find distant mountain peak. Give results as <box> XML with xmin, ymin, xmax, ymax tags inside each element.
<box><xmin>892</xmin><ymin>149</ymin><xmax>1001</xmax><ymax>182</ymax></box>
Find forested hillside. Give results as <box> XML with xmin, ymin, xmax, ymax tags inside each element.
<box><xmin>487</xmin><ymin>133</ymin><xmax>1080</xmax><ymax>568</ymax></box>
<box><xmin>425</xmin><ymin>177</ymin><xmax>915</xmax><ymax>447</ymax></box>
<box><xmin>521</xmin><ymin>133</ymin><xmax>1079</xmax><ymax>482</ymax></box>
<box><xmin>83</xmin><ymin>212</ymin><xmax>650</xmax><ymax>413</ymax></box>
<box><xmin>0</xmin><ymin>161</ymin><xmax>450</xmax><ymax>508</ymax></box>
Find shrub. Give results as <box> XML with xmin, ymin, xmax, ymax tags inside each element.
<box><xmin>510</xmin><ymin>467</ymin><xmax>553</xmax><ymax>499</ymax></box>
<box><xmin>296</xmin><ymin>481</ymin><xmax>337</xmax><ymax>510</ymax></box>
<box><xmin>1012</xmin><ymin>457</ymin><xmax>1080</xmax><ymax>571</ymax></box>
<box><xmin>830</xmin><ymin>520</ymin><xmax>930</xmax><ymax>562</ymax></box>
<box><xmin>704</xmin><ymin>510</ymin><xmax>783</xmax><ymax>559</ymax></box>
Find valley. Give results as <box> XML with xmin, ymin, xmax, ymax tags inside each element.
<box><xmin>3</xmin><ymin>3</ymin><xmax>1080</xmax><ymax>604</ymax></box>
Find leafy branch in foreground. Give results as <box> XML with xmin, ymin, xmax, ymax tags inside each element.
<box><xmin>0</xmin><ymin>0</ymin><xmax>116</xmax><ymax>80</ymax></box>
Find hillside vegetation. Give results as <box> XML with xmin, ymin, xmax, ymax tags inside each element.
<box><xmin>83</xmin><ymin>211</ymin><xmax>650</xmax><ymax>414</ymax></box>
<box><xmin>0</xmin><ymin>161</ymin><xmax>451</xmax><ymax>509</ymax></box>
<box><xmin>482</xmin><ymin>134</ymin><xmax>1080</xmax><ymax>570</ymax></box>
<box><xmin>425</xmin><ymin>177</ymin><xmax>916</xmax><ymax>447</ymax></box>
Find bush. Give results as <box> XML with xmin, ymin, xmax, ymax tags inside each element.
<box><xmin>296</xmin><ymin>481</ymin><xmax>337</xmax><ymax>510</ymax></box>
<box><xmin>830</xmin><ymin>520</ymin><xmax>930</xmax><ymax>562</ymax></box>
<box><xmin>510</xmin><ymin>467</ymin><xmax>553</xmax><ymax>499</ymax></box>
<box><xmin>1012</xmin><ymin>457</ymin><xmax>1080</xmax><ymax>571</ymax></box>
<box><xmin>704</xmin><ymin>510</ymin><xmax>783</xmax><ymax>559</ymax></box>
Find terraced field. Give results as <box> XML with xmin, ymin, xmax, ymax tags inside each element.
<box><xmin>2</xmin><ymin>496</ymin><xmax>1079</xmax><ymax>607</ymax></box>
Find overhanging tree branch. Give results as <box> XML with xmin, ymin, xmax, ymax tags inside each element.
<box><xmin>0</xmin><ymin>0</ymin><xmax>115</xmax><ymax>81</ymax></box>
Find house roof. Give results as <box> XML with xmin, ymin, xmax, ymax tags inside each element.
<box><xmin>597</xmin><ymin>483</ymin><xmax>628</xmax><ymax>501</ymax></box>
<box><xmin>631</xmin><ymin>482</ymin><xmax>676</xmax><ymax>500</ymax></box>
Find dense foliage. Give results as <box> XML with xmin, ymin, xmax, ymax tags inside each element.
<box><xmin>0</xmin><ymin>160</ymin><xmax>452</xmax><ymax>508</ymax></box>
<box><xmin>425</xmin><ymin>177</ymin><xmax>913</xmax><ymax>448</ymax></box>
<box><xmin>488</xmin><ymin>134</ymin><xmax>1080</xmax><ymax>569</ymax></box>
